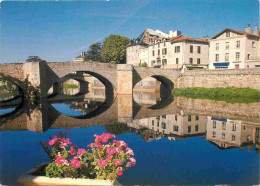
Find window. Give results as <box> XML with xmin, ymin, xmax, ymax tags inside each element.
<box><xmin>188</xmin><ymin>115</ymin><xmax>191</xmax><ymax>122</ymax></box>
<box><xmin>221</xmin><ymin>143</ymin><xmax>226</xmax><ymax>148</ymax></box>
<box><xmin>158</xmin><ymin>42</ymin><xmax>160</xmax><ymax>48</ymax></box>
<box><xmin>226</xmin><ymin>31</ymin><xmax>230</xmax><ymax>37</ymax></box>
<box><xmin>158</xmin><ymin>49</ymin><xmax>160</xmax><ymax>56</ymax></box>
<box><xmin>188</xmin><ymin>126</ymin><xmax>191</xmax><ymax>133</ymax></box>
<box><xmin>190</xmin><ymin>45</ymin><xmax>193</xmax><ymax>53</ymax></box>
<box><xmin>247</xmin><ymin>54</ymin><xmax>250</xmax><ymax>60</ymax></box>
<box><xmin>212</xmin><ymin>131</ymin><xmax>216</xmax><ymax>138</ymax></box>
<box><xmin>162</xmin><ymin>48</ymin><xmax>167</xmax><ymax>55</ymax></box>
<box><xmin>189</xmin><ymin>58</ymin><xmax>193</xmax><ymax>64</ymax></box>
<box><xmin>226</xmin><ymin>42</ymin><xmax>229</xmax><ymax>50</ymax></box>
<box><xmin>225</xmin><ymin>53</ymin><xmax>229</xmax><ymax>61</ymax></box>
<box><xmin>153</xmin><ymin>45</ymin><xmax>155</xmax><ymax>49</ymax></box>
<box><xmin>236</xmin><ymin>40</ymin><xmax>240</xmax><ymax>48</ymax></box>
<box><xmin>197</xmin><ymin>46</ymin><xmax>201</xmax><ymax>54</ymax></box>
<box><xmin>173</xmin><ymin>125</ymin><xmax>179</xmax><ymax>132</ymax></box>
<box><xmin>232</xmin><ymin>123</ymin><xmax>236</xmax><ymax>131</ymax></box>
<box><xmin>152</xmin><ymin>50</ymin><xmax>155</xmax><ymax>56</ymax></box>
<box><xmin>175</xmin><ymin>46</ymin><xmax>180</xmax><ymax>53</ymax></box>
<box><xmin>222</xmin><ymin>122</ymin><xmax>226</xmax><ymax>130</ymax></box>
<box><xmin>252</xmin><ymin>41</ymin><xmax>256</xmax><ymax>48</ymax></box>
<box><xmin>196</xmin><ymin>115</ymin><xmax>199</xmax><ymax>120</ymax></box>
<box><xmin>232</xmin><ymin>135</ymin><xmax>236</xmax><ymax>141</ymax></box>
<box><xmin>236</xmin><ymin>52</ymin><xmax>240</xmax><ymax>61</ymax></box>
<box><xmin>175</xmin><ymin>115</ymin><xmax>177</xmax><ymax>121</ymax></box>
<box><xmin>222</xmin><ymin>133</ymin><xmax>225</xmax><ymax>139</ymax></box>
<box><xmin>195</xmin><ymin>125</ymin><xmax>199</xmax><ymax>132</ymax></box>
<box><xmin>151</xmin><ymin>60</ymin><xmax>155</xmax><ymax>66</ymax></box>
<box><xmin>162</xmin><ymin>122</ymin><xmax>166</xmax><ymax>129</ymax></box>
<box><xmin>176</xmin><ymin>58</ymin><xmax>179</xmax><ymax>64</ymax></box>
<box><xmin>216</xmin><ymin>43</ymin><xmax>219</xmax><ymax>50</ymax></box>
<box><xmin>164</xmin><ymin>40</ymin><xmax>166</xmax><ymax>47</ymax></box>
<box><xmin>162</xmin><ymin>115</ymin><xmax>166</xmax><ymax>119</ymax></box>
<box><xmin>215</xmin><ymin>54</ymin><xmax>219</xmax><ymax>62</ymax></box>
<box><xmin>235</xmin><ymin>64</ymin><xmax>239</xmax><ymax>69</ymax></box>
<box><xmin>157</xmin><ymin>120</ymin><xmax>160</xmax><ymax>127</ymax></box>
<box><xmin>152</xmin><ymin>120</ymin><xmax>154</xmax><ymax>126</ymax></box>
<box><xmin>213</xmin><ymin>121</ymin><xmax>216</xmax><ymax>128</ymax></box>
<box><xmin>162</xmin><ymin>59</ymin><xmax>167</xmax><ymax>65</ymax></box>
<box><xmin>197</xmin><ymin>58</ymin><xmax>200</xmax><ymax>64</ymax></box>
<box><xmin>243</xmin><ymin>125</ymin><xmax>246</xmax><ymax>130</ymax></box>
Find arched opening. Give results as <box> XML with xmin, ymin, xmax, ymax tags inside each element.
<box><xmin>49</xmin><ymin>71</ymin><xmax>115</xmax><ymax>119</ymax></box>
<box><xmin>133</xmin><ymin>76</ymin><xmax>174</xmax><ymax>109</ymax></box>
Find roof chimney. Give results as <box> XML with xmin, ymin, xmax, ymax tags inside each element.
<box><xmin>254</xmin><ymin>26</ymin><xmax>260</xmax><ymax>36</ymax></box>
<box><xmin>81</xmin><ymin>52</ymin><xmax>85</xmax><ymax>57</ymax></box>
<box><xmin>245</xmin><ymin>24</ymin><xmax>251</xmax><ymax>34</ymax></box>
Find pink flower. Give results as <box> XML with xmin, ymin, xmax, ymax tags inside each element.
<box><xmin>127</xmin><ymin>161</ymin><xmax>132</xmax><ymax>167</ymax></box>
<box><xmin>105</xmin><ymin>155</ymin><xmax>113</xmax><ymax>162</ymax></box>
<box><xmin>94</xmin><ymin>133</ymin><xmax>115</xmax><ymax>143</ymax></box>
<box><xmin>48</xmin><ymin>137</ymin><xmax>57</xmax><ymax>146</ymax></box>
<box><xmin>85</xmin><ymin>163</ymin><xmax>88</xmax><ymax>168</ymax></box>
<box><xmin>129</xmin><ymin>157</ymin><xmax>136</xmax><ymax>166</ymax></box>
<box><xmin>126</xmin><ymin>148</ymin><xmax>134</xmax><ymax>156</ymax></box>
<box><xmin>61</xmin><ymin>138</ymin><xmax>72</xmax><ymax>145</ymax></box>
<box><xmin>107</xmin><ymin>147</ymin><xmax>116</xmax><ymax>155</ymax></box>
<box><xmin>64</xmin><ymin>160</ymin><xmax>70</xmax><ymax>166</ymax></box>
<box><xmin>97</xmin><ymin>159</ymin><xmax>107</xmax><ymax>168</ymax></box>
<box><xmin>114</xmin><ymin>159</ymin><xmax>121</xmax><ymax>166</ymax></box>
<box><xmin>87</xmin><ymin>142</ymin><xmax>102</xmax><ymax>147</ymax></box>
<box><xmin>71</xmin><ymin>159</ymin><xmax>81</xmax><ymax>169</ymax></box>
<box><xmin>77</xmin><ymin>148</ymin><xmax>86</xmax><ymax>155</ymax></box>
<box><xmin>69</xmin><ymin>148</ymin><xmax>76</xmax><ymax>155</ymax></box>
<box><xmin>56</xmin><ymin>156</ymin><xmax>65</xmax><ymax>164</ymax></box>
<box><xmin>59</xmin><ymin>143</ymin><xmax>68</xmax><ymax>148</ymax></box>
<box><xmin>117</xmin><ymin>167</ymin><xmax>123</xmax><ymax>176</ymax></box>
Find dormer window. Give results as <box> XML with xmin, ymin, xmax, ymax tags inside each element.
<box><xmin>226</xmin><ymin>31</ymin><xmax>230</xmax><ymax>37</ymax></box>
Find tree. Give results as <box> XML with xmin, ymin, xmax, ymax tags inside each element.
<box><xmin>101</xmin><ymin>34</ymin><xmax>129</xmax><ymax>64</ymax></box>
<box><xmin>85</xmin><ymin>42</ymin><xmax>103</xmax><ymax>62</ymax></box>
<box><xmin>26</xmin><ymin>56</ymin><xmax>46</xmax><ymax>62</ymax></box>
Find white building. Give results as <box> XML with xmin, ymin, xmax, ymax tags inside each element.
<box><xmin>209</xmin><ymin>25</ymin><xmax>260</xmax><ymax>69</ymax></box>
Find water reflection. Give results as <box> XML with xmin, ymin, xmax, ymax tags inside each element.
<box><xmin>0</xmin><ymin>83</ymin><xmax>260</xmax><ymax>185</ymax></box>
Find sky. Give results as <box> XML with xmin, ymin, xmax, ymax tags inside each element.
<box><xmin>0</xmin><ymin>0</ymin><xmax>259</xmax><ymax>63</ymax></box>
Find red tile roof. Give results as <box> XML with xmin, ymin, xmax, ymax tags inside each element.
<box><xmin>170</xmin><ymin>35</ymin><xmax>209</xmax><ymax>43</ymax></box>
<box><xmin>212</xmin><ymin>28</ymin><xmax>260</xmax><ymax>39</ymax></box>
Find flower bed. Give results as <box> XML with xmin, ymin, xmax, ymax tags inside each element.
<box><xmin>18</xmin><ymin>130</ymin><xmax>135</xmax><ymax>185</ymax></box>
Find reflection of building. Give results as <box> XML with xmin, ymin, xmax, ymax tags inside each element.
<box><xmin>206</xmin><ymin>117</ymin><xmax>260</xmax><ymax>151</ymax></box>
<box><xmin>128</xmin><ymin>111</ymin><xmax>206</xmax><ymax>141</ymax></box>
<box><xmin>209</xmin><ymin>25</ymin><xmax>260</xmax><ymax>69</ymax></box>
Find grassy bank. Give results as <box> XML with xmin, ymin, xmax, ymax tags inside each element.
<box><xmin>172</xmin><ymin>87</ymin><xmax>260</xmax><ymax>103</ymax></box>
<box><xmin>63</xmin><ymin>83</ymin><xmax>78</xmax><ymax>89</ymax></box>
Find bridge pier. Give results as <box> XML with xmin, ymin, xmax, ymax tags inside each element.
<box><xmin>117</xmin><ymin>64</ymin><xmax>133</xmax><ymax>95</ymax></box>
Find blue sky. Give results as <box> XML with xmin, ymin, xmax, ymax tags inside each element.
<box><xmin>0</xmin><ymin>0</ymin><xmax>259</xmax><ymax>63</ymax></box>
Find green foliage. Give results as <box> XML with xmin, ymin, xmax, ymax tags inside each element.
<box><xmin>63</xmin><ymin>83</ymin><xmax>78</xmax><ymax>89</ymax></box>
<box><xmin>26</xmin><ymin>56</ymin><xmax>46</xmax><ymax>63</ymax></box>
<box><xmin>172</xmin><ymin>87</ymin><xmax>260</xmax><ymax>103</ymax></box>
<box><xmin>139</xmin><ymin>62</ymin><xmax>148</xmax><ymax>67</ymax></box>
<box><xmin>104</xmin><ymin>123</ymin><xmax>130</xmax><ymax>135</ymax></box>
<box><xmin>101</xmin><ymin>34</ymin><xmax>130</xmax><ymax>64</ymax></box>
<box><xmin>85</xmin><ymin>42</ymin><xmax>103</xmax><ymax>62</ymax></box>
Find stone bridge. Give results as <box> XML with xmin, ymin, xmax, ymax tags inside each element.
<box><xmin>0</xmin><ymin>61</ymin><xmax>180</xmax><ymax>98</ymax></box>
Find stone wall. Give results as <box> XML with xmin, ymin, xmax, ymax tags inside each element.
<box><xmin>0</xmin><ymin>63</ymin><xmax>24</xmax><ymax>80</ymax></box>
<box><xmin>178</xmin><ymin>68</ymin><xmax>260</xmax><ymax>90</ymax></box>
<box><xmin>177</xmin><ymin>97</ymin><xmax>260</xmax><ymax>123</ymax></box>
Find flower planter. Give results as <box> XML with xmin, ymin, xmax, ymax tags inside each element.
<box><xmin>18</xmin><ymin>163</ymin><xmax>120</xmax><ymax>186</ymax></box>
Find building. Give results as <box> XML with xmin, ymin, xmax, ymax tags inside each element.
<box><xmin>148</xmin><ymin>35</ymin><xmax>209</xmax><ymax>69</ymax></box>
<box><xmin>74</xmin><ymin>52</ymin><xmax>86</xmax><ymax>62</ymax></box>
<box><xmin>206</xmin><ymin>117</ymin><xmax>259</xmax><ymax>150</ymax></box>
<box><xmin>209</xmin><ymin>25</ymin><xmax>260</xmax><ymax>69</ymax></box>
<box><xmin>126</xmin><ymin>28</ymin><xmax>175</xmax><ymax>66</ymax></box>
<box><xmin>127</xmin><ymin>28</ymin><xmax>209</xmax><ymax>70</ymax></box>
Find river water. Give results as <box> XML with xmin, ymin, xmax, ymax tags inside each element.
<box><xmin>0</xmin><ymin>84</ymin><xmax>259</xmax><ymax>185</ymax></box>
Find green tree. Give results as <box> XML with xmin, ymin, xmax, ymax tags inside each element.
<box><xmin>101</xmin><ymin>34</ymin><xmax>129</xmax><ymax>64</ymax></box>
<box><xmin>26</xmin><ymin>56</ymin><xmax>46</xmax><ymax>62</ymax></box>
<box><xmin>85</xmin><ymin>42</ymin><xmax>103</xmax><ymax>62</ymax></box>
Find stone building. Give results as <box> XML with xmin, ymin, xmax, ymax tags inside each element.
<box><xmin>206</xmin><ymin>117</ymin><xmax>259</xmax><ymax>150</ymax></box>
<box><xmin>74</xmin><ymin>52</ymin><xmax>86</xmax><ymax>62</ymax></box>
<box><xmin>209</xmin><ymin>25</ymin><xmax>260</xmax><ymax>69</ymax></box>
<box><xmin>148</xmin><ymin>36</ymin><xmax>209</xmax><ymax>69</ymax></box>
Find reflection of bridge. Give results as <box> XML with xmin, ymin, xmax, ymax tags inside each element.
<box><xmin>0</xmin><ymin>61</ymin><xmax>179</xmax><ymax>98</ymax></box>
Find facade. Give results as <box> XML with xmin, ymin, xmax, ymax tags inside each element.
<box><xmin>148</xmin><ymin>36</ymin><xmax>209</xmax><ymax>69</ymax></box>
<box><xmin>74</xmin><ymin>52</ymin><xmax>86</xmax><ymax>62</ymax></box>
<box><xmin>206</xmin><ymin>117</ymin><xmax>259</xmax><ymax>150</ymax></box>
<box><xmin>209</xmin><ymin>26</ymin><xmax>260</xmax><ymax>69</ymax></box>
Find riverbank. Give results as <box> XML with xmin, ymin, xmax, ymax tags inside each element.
<box><xmin>172</xmin><ymin>87</ymin><xmax>260</xmax><ymax>103</ymax></box>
